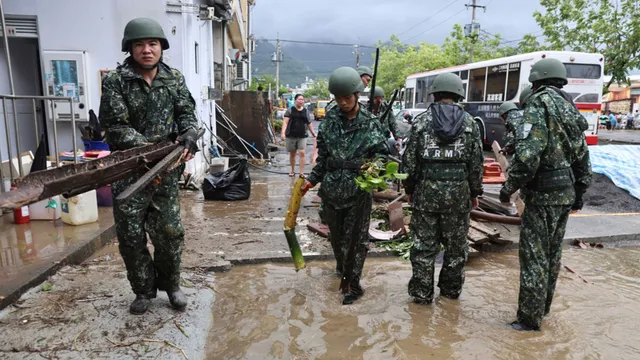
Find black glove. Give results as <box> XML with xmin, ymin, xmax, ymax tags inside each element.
<box><xmin>572</xmin><ymin>191</ymin><xmax>584</xmax><ymax>211</ymax></box>
<box><xmin>179</xmin><ymin>128</ymin><xmax>199</xmax><ymax>156</ymax></box>
<box><xmin>499</xmin><ymin>188</ymin><xmax>511</xmax><ymax>203</ymax></box>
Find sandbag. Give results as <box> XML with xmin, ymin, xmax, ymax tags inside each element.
<box><xmin>202</xmin><ymin>159</ymin><xmax>251</xmax><ymax>201</ymax></box>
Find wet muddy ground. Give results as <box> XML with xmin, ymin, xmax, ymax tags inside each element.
<box><xmin>207</xmin><ymin>248</ymin><xmax>640</xmax><ymax>360</ymax></box>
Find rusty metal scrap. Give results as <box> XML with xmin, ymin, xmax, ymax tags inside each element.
<box><xmin>0</xmin><ymin>140</ymin><xmax>180</xmax><ymax>210</ymax></box>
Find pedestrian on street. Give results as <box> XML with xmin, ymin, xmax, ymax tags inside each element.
<box><xmin>498</xmin><ymin>101</ymin><xmax>521</xmax><ymax>155</ymax></box>
<box><xmin>302</xmin><ymin>67</ymin><xmax>390</xmax><ymax>305</ymax></box>
<box><xmin>281</xmin><ymin>94</ymin><xmax>317</xmax><ymax>177</ymax></box>
<box><xmin>402</xmin><ymin>73</ymin><xmax>484</xmax><ymax>305</ymax></box>
<box><xmin>500</xmin><ymin>58</ymin><xmax>592</xmax><ymax>331</ymax></box>
<box><xmin>99</xmin><ymin>17</ymin><xmax>199</xmax><ymax>315</ymax></box>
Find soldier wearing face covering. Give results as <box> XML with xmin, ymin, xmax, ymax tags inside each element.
<box><xmin>402</xmin><ymin>72</ymin><xmax>484</xmax><ymax>305</ymax></box>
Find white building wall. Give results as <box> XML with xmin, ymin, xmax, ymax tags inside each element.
<box><xmin>0</xmin><ymin>0</ymin><xmax>215</xmax><ymax>178</ymax></box>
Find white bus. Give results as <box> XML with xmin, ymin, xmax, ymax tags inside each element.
<box><xmin>404</xmin><ymin>51</ymin><xmax>603</xmax><ymax>147</ymax></box>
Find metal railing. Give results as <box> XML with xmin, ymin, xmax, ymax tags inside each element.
<box><xmin>0</xmin><ymin>95</ymin><xmax>76</xmax><ymax>191</ymax></box>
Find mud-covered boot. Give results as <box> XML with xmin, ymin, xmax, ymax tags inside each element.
<box><xmin>167</xmin><ymin>289</ymin><xmax>187</xmax><ymax>310</ymax></box>
<box><xmin>342</xmin><ymin>283</ymin><xmax>365</xmax><ymax>305</ymax></box>
<box><xmin>130</xmin><ymin>295</ymin><xmax>151</xmax><ymax>315</ymax></box>
<box><xmin>509</xmin><ymin>321</ymin><xmax>540</xmax><ymax>332</ymax></box>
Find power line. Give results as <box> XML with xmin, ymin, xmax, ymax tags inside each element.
<box><xmin>499</xmin><ymin>32</ymin><xmax>545</xmax><ymax>45</ymax></box>
<box><xmin>396</xmin><ymin>0</ymin><xmax>463</xmax><ymax>38</ymax></box>
<box><xmin>405</xmin><ymin>7</ymin><xmax>467</xmax><ymax>42</ymax></box>
<box><xmin>262</xmin><ymin>38</ymin><xmax>376</xmax><ymax>48</ymax></box>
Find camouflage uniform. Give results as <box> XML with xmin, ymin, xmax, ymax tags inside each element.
<box><xmin>402</xmin><ymin>103</ymin><xmax>484</xmax><ymax>303</ymax></box>
<box><xmin>375</xmin><ymin>101</ymin><xmax>398</xmax><ymax>139</ymax></box>
<box><xmin>100</xmin><ymin>57</ymin><xmax>198</xmax><ymax>297</ymax></box>
<box><xmin>307</xmin><ymin>105</ymin><xmax>389</xmax><ymax>293</ymax></box>
<box><xmin>501</xmin><ymin>86</ymin><xmax>592</xmax><ymax>329</ymax></box>
<box><xmin>503</xmin><ymin>110</ymin><xmax>522</xmax><ymax>154</ymax></box>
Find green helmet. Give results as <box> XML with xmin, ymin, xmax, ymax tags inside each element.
<box><xmin>528</xmin><ymin>58</ymin><xmax>567</xmax><ymax>85</ymax></box>
<box><xmin>374</xmin><ymin>86</ymin><xmax>385</xmax><ymax>98</ymax></box>
<box><xmin>498</xmin><ymin>101</ymin><xmax>518</xmax><ymax>117</ymax></box>
<box><xmin>429</xmin><ymin>73</ymin><xmax>465</xmax><ymax>99</ymax></box>
<box><xmin>328</xmin><ymin>67</ymin><xmax>362</xmax><ymax>96</ymax></box>
<box><xmin>121</xmin><ymin>18</ymin><xmax>170</xmax><ymax>52</ymax></box>
<box><xmin>356</xmin><ymin>66</ymin><xmax>373</xmax><ymax>77</ymax></box>
<box><xmin>519</xmin><ymin>86</ymin><xmax>533</xmax><ymax>108</ymax></box>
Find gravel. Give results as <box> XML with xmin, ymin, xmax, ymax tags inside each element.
<box><xmin>583</xmin><ymin>173</ymin><xmax>640</xmax><ymax>213</ymax></box>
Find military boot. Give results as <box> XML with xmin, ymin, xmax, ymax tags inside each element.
<box><xmin>130</xmin><ymin>295</ymin><xmax>152</xmax><ymax>315</ymax></box>
<box><xmin>342</xmin><ymin>283</ymin><xmax>365</xmax><ymax>305</ymax></box>
<box><xmin>167</xmin><ymin>289</ymin><xmax>187</xmax><ymax>310</ymax></box>
<box><xmin>509</xmin><ymin>321</ymin><xmax>540</xmax><ymax>332</ymax></box>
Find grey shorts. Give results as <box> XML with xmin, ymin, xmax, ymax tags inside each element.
<box><xmin>285</xmin><ymin>137</ymin><xmax>307</xmax><ymax>152</ymax></box>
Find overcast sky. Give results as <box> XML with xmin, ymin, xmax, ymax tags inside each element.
<box><xmin>252</xmin><ymin>0</ymin><xmax>544</xmax><ymax>46</ymax></box>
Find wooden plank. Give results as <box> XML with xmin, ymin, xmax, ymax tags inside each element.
<box><xmin>470</xmin><ymin>220</ymin><xmax>500</xmax><ymax>239</ymax></box>
<box><xmin>467</xmin><ymin>227</ymin><xmax>490</xmax><ymax>244</ymax></box>
<box><xmin>388</xmin><ymin>201</ymin><xmax>405</xmax><ymax>232</ymax></box>
<box><xmin>491</xmin><ymin>140</ymin><xmax>510</xmax><ymax>174</ymax></box>
<box><xmin>307</xmin><ymin>222</ymin><xmax>329</xmax><ymax>238</ymax></box>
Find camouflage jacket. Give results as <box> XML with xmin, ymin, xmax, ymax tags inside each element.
<box><xmin>402</xmin><ymin>103</ymin><xmax>484</xmax><ymax>213</ymax></box>
<box><xmin>375</xmin><ymin>101</ymin><xmax>398</xmax><ymax>139</ymax></box>
<box><xmin>502</xmin><ymin>86</ymin><xmax>592</xmax><ymax>205</ymax></box>
<box><xmin>99</xmin><ymin>57</ymin><xmax>198</xmax><ymax>150</ymax></box>
<box><xmin>308</xmin><ymin>105</ymin><xmax>390</xmax><ymax>209</ymax></box>
<box><xmin>503</xmin><ymin>110</ymin><xmax>522</xmax><ymax>152</ymax></box>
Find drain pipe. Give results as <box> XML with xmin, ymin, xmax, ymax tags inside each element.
<box><xmin>222</xmin><ymin>20</ymin><xmax>227</xmax><ymax>91</ymax></box>
<box><xmin>0</xmin><ymin>0</ymin><xmax>24</xmax><ymax>181</ymax></box>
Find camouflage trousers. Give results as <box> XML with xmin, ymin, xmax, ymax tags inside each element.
<box><xmin>409</xmin><ymin>211</ymin><xmax>470</xmax><ymax>302</ymax></box>
<box><xmin>323</xmin><ymin>193</ymin><xmax>372</xmax><ymax>293</ymax></box>
<box><xmin>517</xmin><ymin>204</ymin><xmax>571</xmax><ymax>328</ymax></box>
<box><xmin>111</xmin><ymin>164</ymin><xmax>185</xmax><ymax>297</ymax></box>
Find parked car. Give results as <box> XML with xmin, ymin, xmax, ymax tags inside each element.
<box><xmin>314</xmin><ymin>100</ymin><xmax>329</xmax><ymax>120</ymax></box>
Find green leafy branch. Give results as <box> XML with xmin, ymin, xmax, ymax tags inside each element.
<box><xmin>354</xmin><ymin>158</ymin><xmax>408</xmax><ymax>193</ymax></box>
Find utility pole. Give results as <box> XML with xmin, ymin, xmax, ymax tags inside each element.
<box><xmin>353</xmin><ymin>45</ymin><xmax>361</xmax><ymax>67</ymax></box>
<box><xmin>465</xmin><ymin>0</ymin><xmax>486</xmax><ymax>63</ymax></box>
<box><xmin>272</xmin><ymin>38</ymin><xmax>282</xmax><ymax>102</ymax></box>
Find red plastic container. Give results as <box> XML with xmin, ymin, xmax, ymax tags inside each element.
<box><xmin>13</xmin><ymin>205</ymin><xmax>30</xmax><ymax>224</ymax></box>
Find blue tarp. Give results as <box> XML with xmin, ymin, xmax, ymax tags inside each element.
<box><xmin>589</xmin><ymin>145</ymin><xmax>640</xmax><ymax>200</ymax></box>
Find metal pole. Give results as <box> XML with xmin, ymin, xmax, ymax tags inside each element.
<box><xmin>2</xmin><ymin>98</ymin><xmax>15</xmax><ymax>180</ymax></box>
<box><xmin>275</xmin><ymin>39</ymin><xmax>280</xmax><ymax>102</ymax></box>
<box><xmin>50</xmin><ymin>101</ymin><xmax>59</xmax><ymax>167</ymax></box>
<box><xmin>0</xmin><ymin>0</ymin><xmax>23</xmax><ymax>177</ymax></box>
<box><xmin>0</xmin><ymin>99</ymin><xmax>5</xmax><ymax>192</ymax></box>
<box><xmin>222</xmin><ymin>21</ymin><xmax>228</xmax><ymax>90</ymax></box>
<box><xmin>70</xmin><ymin>99</ymin><xmax>77</xmax><ymax>164</ymax></box>
<box><xmin>32</xmin><ymin>99</ymin><xmax>38</xmax><ymax>145</ymax></box>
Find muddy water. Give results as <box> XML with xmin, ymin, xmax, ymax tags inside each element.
<box><xmin>207</xmin><ymin>247</ymin><xmax>640</xmax><ymax>359</ymax></box>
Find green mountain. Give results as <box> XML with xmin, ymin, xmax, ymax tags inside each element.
<box><xmin>252</xmin><ymin>39</ymin><xmax>372</xmax><ymax>88</ymax></box>
<box><xmin>252</xmin><ymin>39</ymin><xmax>316</xmax><ymax>87</ymax></box>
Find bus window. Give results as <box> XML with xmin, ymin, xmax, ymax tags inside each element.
<box><xmin>462</xmin><ymin>83</ymin><xmax>467</xmax><ymax>99</ymax></box>
<box><xmin>485</xmin><ymin>64</ymin><xmax>507</xmax><ymax>102</ymax></box>
<box><xmin>506</xmin><ymin>62</ymin><xmax>521</xmax><ymax>101</ymax></box>
<box><xmin>405</xmin><ymin>88</ymin><xmax>414</xmax><ymax>108</ymax></box>
<box><xmin>565</xmin><ymin>64</ymin><xmax>601</xmax><ymax>79</ymax></box>
<box><xmin>469</xmin><ymin>67</ymin><xmax>487</xmax><ymax>102</ymax></box>
<box><xmin>574</xmin><ymin>93</ymin><xmax>599</xmax><ymax>103</ymax></box>
<box><xmin>460</xmin><ymin>70</ymin><xmax>469</xmax><ymax>80</ymax></box>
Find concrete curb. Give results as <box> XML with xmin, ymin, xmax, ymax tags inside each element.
<box><xmin>0</xmin><ymin>224</ymin><xmax>116</xmax><ymax>311</ymax></box>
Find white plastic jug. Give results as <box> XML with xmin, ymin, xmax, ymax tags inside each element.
<box><xmin>29</xmin><ymin>196</ymin><xmax>62</xmax><ymax>220</ymax></box>
<box><xmin>61</xmin><ymin>190</ymin><xmax>99</xmax><ymax>226</ymax></box>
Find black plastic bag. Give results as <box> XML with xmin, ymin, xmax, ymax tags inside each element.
<box><xmin>202</xmin><ymin>159</ymin><xmax>251</xmax><ymax>201</ymax></box>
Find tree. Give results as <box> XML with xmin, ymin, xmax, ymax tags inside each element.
<box><xmin>534</xmin><ymin>0</ymin><xmax>640</xmax><ymax>86</ymax></box>
<box><xmin>248</xmin><ymin>74</ymin><xmax>288</xmax><ymax>96</ymax></box>
<box><xmin>303</xmin><ymin>78</ymin><xmax>330</xmax><ymax>99</ymax></box>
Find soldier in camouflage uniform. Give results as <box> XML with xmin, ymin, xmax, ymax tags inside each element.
<box><xmin>500</xmin><ymin>58</ymin><xmax>592</xmax><ymax>331</ymax></box>
<box><xmin>498</xmin><ymin>101</ymin><xmax>521</xmax><ymax>155</ymax></box>
<box><xmin>325</xmin><ymin>66</ymin><xmax>372</xmax><ymax>113</ymax></box>
<box><xmin>372</xmin><ymin>86</ymin><xmax>398</xmax><ymax>139</ymax></box>
<box><xmin>302</xmin><ymin>67</ymin><xmax>389</xmax><ymax>305</ymax></box>
<box><xmin>519</xmin><ymin>86</ymin><xmax>533</xmax><ymax>110</ymax></box>
<box><xmin>402</xmin><ymin>73</ymin><xmax>484</xmax><ymax>304</ymax></box>
<box><xmin>100</xmin><ymin>18</ymin><xmax>199</xmax><ymax>315</ymax></box>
